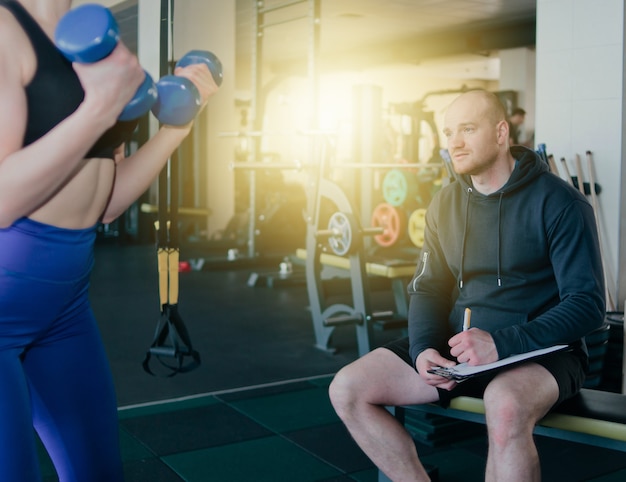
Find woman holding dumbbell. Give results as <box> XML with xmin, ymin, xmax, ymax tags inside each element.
<box><xmin>0</xmin><ymin>1</ymin><xmax>219</xmax><ymax>480</ymax></box>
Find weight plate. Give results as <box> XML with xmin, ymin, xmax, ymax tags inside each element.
<box><xmin>371</xmin><ymin>203</ymin><xmax>405</xmax><ymax>247</ymax></box>
<box><xmin>408</xmin><ymin>208</ymin><xmax>427</xmax><ymax>248</ymax></box>
<box><xmin>327</xmin><ymin>212</ymin><xmax>356</xmax><ymax>256</ymax></box>
<box><xmin>382</xmin><ymin>169</ymin><xmax>418</xmax><ymax>206</ymax></box>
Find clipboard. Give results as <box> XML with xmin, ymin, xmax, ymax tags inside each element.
<box><xmin>428</xmin><ymin>345</ymin><xmax>569</xmax><ymax>381</ymax></box>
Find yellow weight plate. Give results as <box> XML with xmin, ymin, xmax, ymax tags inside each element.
<box><xmin>408</xmin><ymin>208</ymin><xmax>427</xmax><ymax>247</ymax></box>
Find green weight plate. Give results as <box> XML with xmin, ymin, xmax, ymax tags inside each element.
<box><xmin>382</xmin><ymin>169</ymin><xmax>417</xmax><ymax>206</ymax></box>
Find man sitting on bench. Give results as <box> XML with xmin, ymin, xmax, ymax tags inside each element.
<box><xmin>328</xmin><ymin>90</ymin><xmax>606</xmax><ymax>482</ymax></box>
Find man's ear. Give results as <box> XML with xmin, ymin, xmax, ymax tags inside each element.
<box><xmin>496</xmin><ymin>120</ymin><xmax>509</xmax><ymax>144</ymax></box>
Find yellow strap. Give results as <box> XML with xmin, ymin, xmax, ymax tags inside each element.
<box><xmin>154</xmin><ymin>221</ymin><xmax>180</xmax><ymax>306</ymax></box>
<box><xmin>157</xmin><ymin>249</ymin><xmax>169</xmax><ymax>306</ymax></box>
<box><xmin>168</xmin><ymin>249</ymin><xmax>180</xmax><ymax>304</ymax></box>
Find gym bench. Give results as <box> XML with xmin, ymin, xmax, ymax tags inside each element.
<box><xmin>297</xmin><ymin>248</ymin><xmax>414</xmax><ymax>356</ymax></box>
<box><xmin>379</xmin><ymin>388</ymin><xmax>626</xmax><ymax>481</ymax></box>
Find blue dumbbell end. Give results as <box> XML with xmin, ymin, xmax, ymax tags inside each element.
<box><xmin>176</xmin><ymin>50</ymin><xmax>223</xmax><ymax>86</ymax></box>
<box><xmin>119</xmin><ymin>71</ymin><xmax>158</xmax><ymax>121</ymax></box>
<box><xmin>152</xmin><ymin>76</ymin><xmax>202</xmax><ymax>126</ymax></box>
<box><xmin>55</xmin><ymin>4</ymin><xmax>119</xmax><ymax>63</ymax></box>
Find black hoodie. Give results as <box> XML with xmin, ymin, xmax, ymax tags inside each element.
<box><xmin>408</xmin><ymin>146</ymin><xmax>606</xmax><ymax>364</ymax></box>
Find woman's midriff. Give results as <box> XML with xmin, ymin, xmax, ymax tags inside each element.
<box><xmin>28</xmin><ymin>157</ymin><xmax>116</xmax><ymax>229</ymax></box>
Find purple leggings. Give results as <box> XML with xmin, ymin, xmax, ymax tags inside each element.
<box><xmin>0</xmin><ymin>218</ymin><xmax>123</xmax><ymax>481</ymax></box>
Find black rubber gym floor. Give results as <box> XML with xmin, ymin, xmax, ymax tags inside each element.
<box><xmin>36</xmin><ymin>243</ymin><xmax>626</xmax><ymax>481</ymax></box>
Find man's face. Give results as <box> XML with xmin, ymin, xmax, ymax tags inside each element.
<box><xmin>442</xmin><ymin>94</ymin><xmax>503</xmax><ymax>176</ymax></box>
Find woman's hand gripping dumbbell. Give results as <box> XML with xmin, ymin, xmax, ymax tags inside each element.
<box><xmin>54</xmin><ymin>4</ymin><xmax>157</xmax><ymax>121</ymax></box>
<box><xmin>151</xmin><ymin>50</ymin><xmax>223</xmax><ymax>126</ymax></box>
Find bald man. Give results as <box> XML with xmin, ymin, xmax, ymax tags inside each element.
<box><xmin>329</xmin><ymin>90</ymin><xmax>605</xmax><ymax>481</ymax></box>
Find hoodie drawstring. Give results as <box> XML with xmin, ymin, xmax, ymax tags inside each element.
<box><xmin>459</xmin><ymin>187</ymin><xmax>472</xmax><ymax>289</ymax></box>
<box><xmin>497</xmin><ymin>192</ymin><xmax>504</xmax><ymax>287</ymax></box>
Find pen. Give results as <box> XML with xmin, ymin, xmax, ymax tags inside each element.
<box><xmin>463</xmin><ymin>308</ymin><xmax>471</xmax><ymax>331</ymax></box>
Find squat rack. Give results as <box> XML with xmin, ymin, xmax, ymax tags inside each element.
<box><xmin>237</xmin><ymin>0</ymin><xmax>321</xmax><ymax>260</ymax></box>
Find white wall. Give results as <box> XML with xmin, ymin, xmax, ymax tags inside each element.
<box><xmin>173</xmin><ymin>1</ymin><xmax>237</xmax><ymax>237</ymax></box>
<box><xmin>535</xmin><ymin>0</ymin><xmax>624</xmax><ymax>310</ymax></box>
<box><xmin>500</xmin><ymin>47</ymin><xmax>536</xmax><ymax>144</ymax></box>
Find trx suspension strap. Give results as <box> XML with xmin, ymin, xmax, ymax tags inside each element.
<box><xmin>143</xmin><ymin>0</ymin><xmax>200</xmax><ymax>376</ymax></box>
<box><xmin>143</xmin><ymin>148</ymin><xmax>200</xmax><ymax>376</ymax></box>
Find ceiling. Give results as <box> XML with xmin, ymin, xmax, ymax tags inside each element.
<box><xmin>104</xmin><ymin>0</ymin><xmax>537</xmax><ymax>82</ymax></box>
<box><xmin>235</xmin><ymin>0</ymin><xmax>537</xmax><ymax>76</ymax></box>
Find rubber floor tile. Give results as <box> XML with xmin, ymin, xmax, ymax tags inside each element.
<box><xmin>586</xmin><ymin>468</ymin><xmax>626</xmax><ymax>482</ymax></box>
<box><xmin>316</xmin><ymin>476</ymin><xmax>365</xmax><ymax>482</ymax></box>
<box><xmin>120</xmin><ymin>402</ymin><xmax>273</xmax><ymax>456</ymax></box>
<box><xmin>123</xmin><ymin>458</ymin><xmax>184</xmax><ymax>482</ymax></box>
<box><xmin>217</xmin><ymin>380</ymin><xmax>318</xmax><ymax>402</ymax></box>
<box><xmin>421</xmin><ymin>448</ymin><xmax>486</xmax><ymax>482</ymax></box>
<box><xmin>118</xmin><ymin>395</ymin><xmax>220</xmax><ymax>420</ymax></box>
<box><xmin>163</xmin><ymin>435</ymin><xmax>341</xmax><ymax>482</ymax></box>
<box><xmin>340</xmin><ymin>468</ymin><xmax>379</xmax><ymax>482</ymax></box>
<box><xmin>535</xmin><ymin>436</ymin><xmax>626</xmax><ymax>481</ymax></box>
<box><xmin>284</xmin><ymin>422</ymin><xmax>375</xmax><ymax>473</ymax></box>
<box><xmin>228</xmin><ymin>386</ymin><xmax>339</xmax><ymax>433</ymax></box>
<box><xmin>119</xmin><ymin>426</ymin><xmax>155</xmax><ymax>462</ymax></box>
<box><xmin>307</xmin><ymin>375</ymin><xmax>334</xmax><ymax>388</ymax></box>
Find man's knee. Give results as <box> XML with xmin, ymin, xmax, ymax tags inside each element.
<box><xmin>484</xmin><ymin>366</ymin><xmax>559</xmax><ymax>430</ymax></box>
<box><xmin>483</xmin><ymin>382</ymin><xmax>537</xmax><ymax>444</ymax></box>
<box><xmin>484</xmin><ymin>385</ymin><xmax>521</xmax><ymax>421</ymax></box>
<box><xmin>328</xmin><ymin>365</ymin><xmax>357</xmax><ymax>417</ymax></box>
<box><xmin>329</xmin><ymin>354</ymin><xmax>384</xmax><ymax>421</ymax></box>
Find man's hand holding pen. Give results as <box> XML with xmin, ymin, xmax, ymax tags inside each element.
<box><xmin>449</xmin><ymin>309</ymin><xmax>498</xmax><ymax>366</ymax></box>
<box><xmin>417</xmin><ymin>308</ymin><xmax>499</xmax><ymax>389</ymax></box>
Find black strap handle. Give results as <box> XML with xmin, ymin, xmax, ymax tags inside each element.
<box><xmin>143</xmin><ymin>304</ymin><xmax>201</xmax><ymax>377</ymax></box>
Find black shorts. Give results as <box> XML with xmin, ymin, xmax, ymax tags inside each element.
<box><xmin>383</xmin><ymin>337</ymin><xmax>588</xmax><ymax>408</ymax></box>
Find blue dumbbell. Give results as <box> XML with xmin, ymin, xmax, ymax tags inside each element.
<box><xmin>54</xmin><ymin>4</ymin><xmax>157</xmax><ymax>121</ymax></box>
<box><xmin>151</xmin><ymin>50</ymin><xmax>223</xmax><ymax>126</ymax></box>
<box><xmin>176</xmin><ymin>50</ymin><xmax>223</xmax><ymax>87</ymax></box>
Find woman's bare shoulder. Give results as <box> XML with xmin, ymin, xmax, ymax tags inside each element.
<box><xmin>0</xmin><ymin>7</ymin><xmax>36</xmax><ymax>85</ymax></box>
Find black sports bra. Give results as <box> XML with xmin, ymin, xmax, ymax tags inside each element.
<box><xmin>1</xmin><ymin>1</ymin><xmax>138</xmax><ymax>159</ymax></box>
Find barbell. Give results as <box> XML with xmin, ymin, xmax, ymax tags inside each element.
<box><xmin>317</xmin><ymin>208</ymin><xmax>427</xmax><ymax>254</ymax></box>
<box><xmin>316</xmin><ymin>212</ymin><xmax>383</xmax><ymax>256</ymax></box>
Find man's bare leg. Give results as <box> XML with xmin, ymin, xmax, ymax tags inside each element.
<box><xmin>329</xmin><ymin>348</ymin><xmax>440</xmax><ymax>482</ymax></box>
<box><xmin>483</xmin><ymin>363</ymin><xmax>559</xmax><ymax>482</ymax></box>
